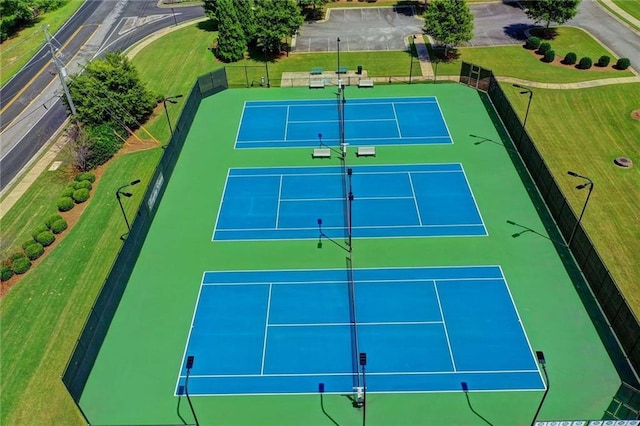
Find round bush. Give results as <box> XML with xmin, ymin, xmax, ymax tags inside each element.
<box><xmin>45</xmin><ymin>213</ymin><xmax>64</xmax><ymax>228</ymax></box>
<box><xmin>32</xmin><ymin>224</ymin><xmax>49</xmax><ymax>239</ymax></box>
<box><xmin>597</xmin><ymin>55</ymin><xmax>610</xmax><ymax>67</ymax></box>
<box><xmin>67</xmin><ymin>181</ymin><xmax>80</xmax><ymax>190</ymax></box>
<box><xmin>9</xmin><ymin>251</ymin><xmax>26</xmax><ymax>262</ymax></box>
<box><xmin>537</xmin><ymin>42</ymin><xmax>551</xmax><ymax>55</ymax></box>
<box><xmin>22</xmin><ymin>239</ymin><xmax>37</xmax><ymax>250</ymax></box>
<box><xmin>72</xmin><ymin>188</ymin><xmax>90</xmax><ymax>203</ymax></box>
<box><xmin>50</xmin><ymin>218</ymin><xmax>68</xmax><ymax>234</ymax></box>
<box><xmin>577</xmin><ymin>57</ymin><xmax>592</xmax><ymax>69</ymax></box>
<box><xmin>526</xmin><ymin>36</ymin><xmax>541</xmax><ymax>50</ymax></box>
<box><xmin>75</xmin><ymin>172</ymin><xmax>96</xmax><ymax>183</ymax></box>
<box><xmin>58</xmin><ymin>196</ymin><xmax>75</xmax><ymax>212</ymax></box>
<box><xmin>24</xmin><ymin>242</ymin><xmax>44</xmax><ymax>261</ymax></box>
<box><xmin>35</xmin><ymin>230</ymin><xmax>55</xmax><ymax>247</ymax></box>
<box><xmin>75</xmin><ymin>180</ymin><xmax>92</xmax><ymax>190</ymax></box>
<box><xmin>616</xmin><ymin>57</ymin><xmax>631</xmax><ymax>70</ymax></box>
<box><xmin>12</xmin><ymin>256</ymin><xmax>31</xmax><ymax>274</ymax></box>
<box><xmin>61</xmin><ymin>187</ymin><xmax>75</xmax><ymax>197</ymax></box>
<box><xmin>563</xmin><ymin>52</ymin><xmax>577</xmax><ymax>65</ymax></box>
<box><xmin>542</xmin><ymin>50</ymin><xmax>555</xmax><ymax>63</ymax></box>
<box><xmin>1</xmin><ymin>264</ymin><xmax>14</xmax><ymax>281</ymax></box>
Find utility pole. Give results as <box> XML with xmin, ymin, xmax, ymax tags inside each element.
<box><xmin>44</xmin><ymin>25</ymin><xmax>76</xmax><ymax>116</ymax></box>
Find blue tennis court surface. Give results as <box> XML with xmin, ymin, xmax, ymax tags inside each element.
<box><xmin>213</xmin><ymin>163</ymin><xmax>486</xmax><ymax>241</ymax></box>
<box><xmin>176</xmin><ymin>266</ymin><xmax>544</xmax><ymax>396</ymax></box>
<box><xmin>235</xmin><ymin>97</ymin><xmax>452</xmax><ymax>148</ymax></box>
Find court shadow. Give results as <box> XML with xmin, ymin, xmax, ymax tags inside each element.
<box><xmin>175</xmin><ymin>385</ymin><xmax>188</xmax><ymax>425</ymax></box>
<box><xmin>461</xmin><ymin>382</ymin><xmax>494</xmax><ymax>425</ymax></box>
<box><xmin>318</xmin><ymin>383</ymin><xmax>341</xmax><ymax>426</ymax></box>
<box><xmin>469</xmin><ymin>134</ymin><xmax>517</xmax><ymax>152</ymax></box>
<box><xmin>506</xmin><ymin>220</ymin><xmax>566</xmax><ymax>246</ymax></box>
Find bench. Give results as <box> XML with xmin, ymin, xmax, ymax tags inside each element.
<box><xmin>336</xmin><ymin>66</ymin><xmax>348</xmax><ymax>74</ymax></box>
<box><xmin>358</xmin><ymin>79</ymin><xmax>374</xmax><ymax>88</ymax></box>
<box><xmin>312</xmin><ymin>148</ymin><xmax>331</xmax><ymax>159</ymax></box>
<box><xmin>309</xmin><ymin>79</ymin><xmax>325</xmax><ymax>89</ymax></box>
<box><xmin>356</xmin><ymin>146</ymin><xmax>376</xmax><ymax>157</ymax></box>
<box><xmin>311</xmin><ymin>67</ymin><xmax>323</xmax><ymax>75</ymax></box>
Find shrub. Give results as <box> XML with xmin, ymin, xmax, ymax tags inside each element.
<box><xmin>35</xmin><ymin>230</ymin><xmax>55</xmax><ymax>247</ymax></box>
<box><xmin>526</xmin><ymin>36</ymin><xmax>541</xmax><ymax>50</ymax></box>
<box><xmin>50</xmin><ymin>218</ymin><xmax>68</xmax><ymax>234</ymax></box>
<box><xmin>12</xmin><ymin>256</ymin><xmax>31</xmax><ymax>274</ymax></box>
<box><xmin>75</xmin><ymin>172</ymin><xmax>96</xmax><ymax>183</ymax></box>
<box><xmin>61</xmin><ymin>187</ymin><xmax>75</xmax><ymax>197</ymax></box>
<box><xmin>86</xmin><ymin>124</ymin><xmax>124</xmax><ymax>169</ymax></box>
<box><xmin>563</xmin><ymin>52</ymin><xmax>577</xmax><ymax>65</ymax></box>
<box><xmin>58</xmin><ymin>196</ymin><xmax>75</xmax><ymax>212</ymax></box>
<box><xmin>0</xmin><ymin>264</ymin><xmax>13</xmax><ymax>281</ymax></box>
<box><xmin>24</xmin><ymin>243</ymin><xmax>45</xmax><ymax>261</ymax></box>
<box><xmin>73</xmin><ymin>188</ymin><xmax>91</xmax><ymax>203</ymax></box>
<box><xmin>577</xmin><ymin>57</ymin><xmax>592</xmax><ymax>69</ymax></box>
<box><xmin>32</xmin><ymin>224</ymin><xmax>49</xmax><ymax>239</ymax></box>
<box><xmin>67</xmin><ymin>181</ymin><xmax>80</xmax><ymax>190</ymax></box>
<box><xmin>616</xmin><ymin>57</ymin><xmax>631</xmax><ymax>70</ymax></box>
<box><xmin>45</xmin><ymin>214</ymin><xmax>64</xmax><ymax>228</ymax></box>
<box><xmin>22</xmin><ymin>239</ymin><xmax>37</xmax><ymax>250</ymax></box>
<box><xmin>75</xmin><ymin>180</ymin><xmax>93</xmax><ymax>190</ymax></box>
<box><xmin>542</xmin><ymin>50</ymin><xmax>555</xmax><ymax>63</ymax></box>
<box><xmin>537</xmin><ymin>42</ymin><xmax>551</xmax><ymax>54</ymax></box>
<box><xmin>9</xmin><ymin>251</ymin><xmax>25</xmax><ymax>262</ymax></box>
<box><xmin>597</xmin><ymin>55</ymin><xmax>610</xmax><ymax>67</ymax></box>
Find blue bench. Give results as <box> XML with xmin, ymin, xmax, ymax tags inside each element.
<box><xmin>336</xmin><ymin>66</ymin><xmax>348</xmax><ymax>74</ymax></box>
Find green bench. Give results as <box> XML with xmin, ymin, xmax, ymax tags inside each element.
<box><xmin>311</xmin><ymin>67</ymin><xmax>323</xmax><ymax>75</ymax></box>
<box><xmin>336</xmin><ymin>66</ymin><xmax>348</xmax><ymax>74</ymax></box>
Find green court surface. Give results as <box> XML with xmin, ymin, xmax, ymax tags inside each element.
<box><xmin>79</xmin><ymin>84</ymin><xmax>620</xmax><ymax>425</ymax></box>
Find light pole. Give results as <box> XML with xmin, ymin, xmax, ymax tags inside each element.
<box><xmin>531</xmin><ymin>351</ymin><xmax>549</xmax><ymax>426</ymax></box>
<box><xmin>263</xmin><ymin>39</ymin><xmax>271</xmax><ymax>88</ymax></box>
<box><xmin>337</xmin><ymin>37</ymin><xmax>341</xmax><ymax>76</ymax></box>
<box><xmin>184</xmin><ymin>355</ymin><xmax>200</xmax><ymax>426</ymax></box>
<box><xmin>115</xmin><ymin>179</ymin><xmax>141</xmax><ymax>240</ymax></box>
<box><xmin>162</xmin><ymin>94</ymin><xmax>183</xmax><ymax>137</ymax></box>
<box><xmin>567</xmin><ymin>171</ymin><xmax>594</xmax><ymax>247</ymax></box>
<box><xmin>409</xmin><ymin>35</ymin><xmax>416</xmax><ymax>84</ymax></box>
<box><xmin>513</xmin><ymin>84</ymin><xmax>533</xmax><ymax>147</ymax></box>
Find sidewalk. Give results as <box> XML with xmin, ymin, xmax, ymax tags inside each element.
<box><xmin>599</xmin><ymin>0</ymin><xmax>640</xmax><ymax>34</ymax></box>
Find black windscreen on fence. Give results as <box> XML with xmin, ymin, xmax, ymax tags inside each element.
<box><xmin>61</xmin><ymin>69</ymin><xmax>228</xmax><ymax>407</ymax></box>
<box><xmin>460</xmin><ymin>62</ymin><xmax>640</xmax><ymax>406</ymax></box>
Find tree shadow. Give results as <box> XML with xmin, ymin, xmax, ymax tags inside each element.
<box><xmin>502</xmin><ymin>23</ymin><xmax>532</xmax><ymax>41</ymax></box>
<box><xmin>428</xmin><ymin>45</ymin><xmax>461</xmax><ymax>62</ymax></box>
<box><xmin>196</xmin><ymin>19</ymin><xmax>216</xmax><ymax>33</ymax></box>
<box><xmin>501</xmin><ymin>0</ymin><xmax>524</xmax><ymax>8</ymax></box>
<box><xmin>529</xmin><ymin>26</ymin><xmax>558</xmax><ymax>40</ymax></box>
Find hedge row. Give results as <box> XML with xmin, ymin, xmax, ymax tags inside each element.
<box><xmin>0</xmin><ymin>173</ymin><xmax>92</xmax><ymax>281</ymax></box>
<box><xmin>57</xmin><ymin>171</ymin><xmax>95</xmax><ymax>212</ymax></box>
<box><xmin>525</xmin><ymin>36</ymin><xmax>631</xmax><ymax>70</ymax></box>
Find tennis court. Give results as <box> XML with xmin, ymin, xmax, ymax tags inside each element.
<box><xmin>176</xmin><ymin>266</ymin><xmax>543</xmax><ymax>396</ymax></box>
<box><xmin>213</xmin><ymin>164</ymin><xmax>485</xmax><ymax>240</ymax></box>
<box><xmin>235</xmin><ymin>97</ymin><xmax>452</xmax><ymax>148</ymax></box>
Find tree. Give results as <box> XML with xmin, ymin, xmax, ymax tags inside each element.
<box><xmin>215</xmin><ymin>0</ymin><xmax>247</xmax><ymax>62</ymax></box>
<box><xmin>254</xmin><ymin>0</ymin><xmax>303</xmax><ymax>54</ymax></box>
<box><xmin>64</xmin><ymin>52</ymin><xmax>156</xmax><ymax>129</ymax></box>
<box><xmin>524</xmin><ymin>0</ymin><xmax>581</xmax><ymax>31</ymax></box>
<box><xmin>298</xmin><ymin>0</ymin><xmax>329</xmax><ymax>20</ymax></box>
<box><xmin>202</xmin><ymin>0</ymin><xmax>219</xmax><ymax>28</ymax></box>
<box><xmin>423</xmin><ymin>0</ymin><xmax>474</xmax><ymax>57</ymax></box>
<box><xmin>0</xmin><ymin>0</ymin><xmax>67</xmax><ymax>41</ymax></box>
<box><xmin>235</xmin><ymin>0</ymin><xmax>256</xmax><ymax>45</ymax></box>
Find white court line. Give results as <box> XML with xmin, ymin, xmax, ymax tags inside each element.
<box><xmin>233</xmin><ymin>102</ymin><xmax>248</xmax><ymax>150</ymax></box>
<box><xmin>275</xmin><ymin>176</ymin><xmax>283</xmax><ymax>229</ymax></box>
<box><xmin>434</xmin><ymin>97</ymin><xmax>455</xmax><ymax>144</ymax></box>
<box><xmin>391</xmin><ymin>102</ymin><xmax>403</xmax><ymax>138</ymax></box>
<box><xmin>237</xmin><ymin>134</ymin><xmax>450</xmax><ymax>144</ymax></box>
<box><xmin>283</xmin><ymin>106</ymin><xmax>290</xmax><ymax>141</ymax></box>
<box><xmin>260</xmin><ymin>283</ymin><xmax>272</xmax><ymax>375</ymax></box>
<box><xmin>280</xmin><ymin>195</ymin><xmax>414</xmax><ymax>202</ymax></box>
<box><xmin>203</xmin><ymin>276</ymin><xmax>502</xmax><ymax>287</ymax></box>
<box><xmin>186</xmin><ymin>368</ymin><xmax>539</xmax><ymax>379</ymax></box>
<box><xmin>433</xmin><ymin>280</ymin><xmax>458</xmax><ymax>372</ymax></box>
<box><xmin>407</xmin><ymin>172</ymin><xmax>423</xmax><ymax>226</ymax></box>
<box><xmin>216</xmin><ymin>222</ymin><xmax>483</xmax><ymax>233</ymax></box>
<box><xmin>268</xmin><ymin>320</ymin><xmax>443</xmax><ymax>327</ymax></box>
<box><xmin>287</xmin><ymin>118</ymin><xmax>397</xmax><ymax>124</ymax></box>
<box><xmin>459</xmin><ymin>165</ymin><xmax>489</xmax><ymax>236</ymax></box>
<box><xmin>228</xmin><ymin>169</ymin><xmax>461</xmax><ymax>179</ymax></box>
<box><xmin>211</xmin><ymin>168</ymin><xmax>231</xmax><ymax>241</ymax></box>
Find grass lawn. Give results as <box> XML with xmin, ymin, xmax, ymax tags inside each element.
<box><xmin>0</xmin><ymin>149</ymin><xmax>162</xmax><ymax>426</ymax></box>
<box><xmin>613</xmin><ymin>0</ymin><xmax>640</xmax><ymax>20</ymax></box>
<box><xmin>599</xmin><ymin>0</ymin><xmax>640</xmax><ymax>33</ymax></box>
<box><xmin>428</xmin><ymin>27</ymin><xmax>633</xmax><ymax>82</ymax></box>
<box><xmin>503</xmin><ymin>82</ymin><xmax>640</xmax><ymax>310</ymax></box>
<box><xmin>2</xmin><ymin>18</ymin><xmax>639</xmax><ymax>425</ymax></box>
<box><xmin>0</xmin><ymin>0</ymin><xmax>86</xmax><ymax>86</ymax></box>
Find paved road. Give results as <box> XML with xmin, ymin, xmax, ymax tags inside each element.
<box><xmin>0</xmin><ymin>0</ymin><xmax>204</xmax><ymax>193</ymax></box>
<box><xmin>470</xmin><ymin>0</ymin><xmax>640</xmax><ymax>65</ymax></box>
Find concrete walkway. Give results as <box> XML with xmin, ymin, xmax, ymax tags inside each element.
<box><xmin>599</xmin><ymin>0</ymin><xmax>640</xmax><ymax>33</ymax></box>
